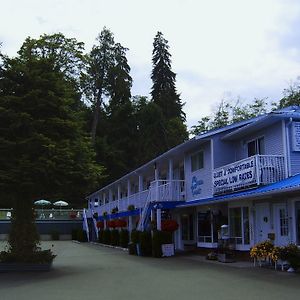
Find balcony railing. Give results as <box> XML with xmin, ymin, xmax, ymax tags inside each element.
<box><xmin>92</xmin><ymin>180</ymin><xmax>185</xmax><ymax>216</ymax></box>
<box><xmin>213</xmin><ymin>155</ymin><xmax>286</xmax><ymax>195</ymax></box>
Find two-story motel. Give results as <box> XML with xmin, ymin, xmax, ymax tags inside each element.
<box><xmin>84</xmin><ymin>106</ymin><xmax>300</xmax><ymax>251</ymax></box>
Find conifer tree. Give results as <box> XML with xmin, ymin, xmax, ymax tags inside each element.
<box><xmin>151</xmin><ymin>31</ymin><xmax>185</xmax><ymax>122</ymax></box>
<box><xmin>83</xmin><ymin>28</ymin><xmax>115</xmax><ymax>144</ymax></box>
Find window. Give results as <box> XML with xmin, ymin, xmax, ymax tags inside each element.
<box><xmin>191</xmin><ymin>151</ymin><xmax>204</xmax><ymax>172</ymax></box>
<box><xmin>247</xmin><ymin>137</ymin><xmax>264</xmax><ymax>157</ymax></box>
<box><xmin>229</xmin><ymin>207</ymin><xmax>250</xmax><ymax>245</ymax></box>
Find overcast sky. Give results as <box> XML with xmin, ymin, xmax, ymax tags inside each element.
<box><xmin>1</xmin><ymin>0</ymin><xmax>300</xmax><ymax>128</ymax></box>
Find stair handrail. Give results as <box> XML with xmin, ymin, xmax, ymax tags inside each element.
<box><xmin>137</xmin><ymin>186</ymin><xmax>152</xmax><ymax>231</ymax></box>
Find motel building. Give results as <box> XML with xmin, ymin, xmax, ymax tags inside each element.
<box><xmin>83</xmin><ymin>106</ymin><xmax>300</xmax><ymax>252</ymax></box>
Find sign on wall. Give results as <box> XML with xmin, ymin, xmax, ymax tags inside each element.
<box><xmin>213</xmin><ymin>156</ymin><xmax>257</xmax><ymax>195</ymax></box>
<box><xmin>191</xmin><ymin>176</ymin><xmax>203</xmax><ymax>196</ymax></box>
<box><xmin>291</xmin><ymin>122</ymin><xmax>300</xmax><ymax>151</ymax></box>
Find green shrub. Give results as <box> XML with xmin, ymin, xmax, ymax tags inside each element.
<box><xmin>131</xmin><ymin>229</ymin><xmax>140</xmax><ymax>244</ymax></box>
<box><xmin>110</xmin><ymin>229</ymin><xmax>119</xmax><ymax>246</ymax></box>
<box><xmin>71</xmin><ymin>229</ymin><xmax>88</xmax><ymax>242</ymax></box>
<box><xmin>152</xmin><ymin>230</ymin><xmax>173</xmax><ymax>258</ymax></box>
<box><xmin>77</xmin><ymin>229</ymin><xmax>88</xmax><ymax>242</ymax></box>
<box><xmin>98</xmin><ymin>230</ymin><xmax>104</xmax><ymax>243</ymax></box>
<box><xmin>103</xmin><ymin>229</ymin><xmax>111</xmax><ymax>244</ymax></box>
<box><xmin>51</xmin><ymin>231</ymin><xmax>60</xmax><ymax>241</ymax></box>
<box><xmin>128</xmin><ymin>242</ymin><xmax>136</xmax><ymax>255</ymax></box>
<box><xmin>120</xmin><ymin>229</ymin><xmax>129</xmax><ymax>248</ymax></box>
<box><xmin>139</xmin><ymin>231</ymin><xmax>152</xmax><ymax>256</ymax></box>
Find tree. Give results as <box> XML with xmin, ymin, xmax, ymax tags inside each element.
<box><xmin>279</xmin><ymin>79</ymin><xmax>300</xmax><ymax>108</ymax></box>
<box><xmin>149</xmin><ymin>32</ymin><xmax>188</xmax><ymax>155</ymax></box>
<box><xmin>151</xmin><ymin>31</ymin><xmax>185</xmax><ymax>122</ymax></box>
<box><xmin>82</xmin><ymin>28</ymin><xmax>115</xmax><ymax>144</ymax></box>
<box><xmin>104</xmin><ymin>43</ymin><xmax>136</xmax><ymax>179</ymax></box>
<box><xmin>18</xmin><ymin>33</ymin><xmax>85</xmax><ymax>88</ymax></box>
<box><xmin>0</xmin><ymin>46</ymin><xmax>103</xmax><ymax>261</ymax></box>
<box><xmin>190</xmin><ymin>97</ymin><xmax>269</xmax><ymax>136</ymax></box>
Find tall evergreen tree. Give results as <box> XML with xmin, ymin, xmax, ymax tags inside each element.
<box><xmin>151</xmin><ymin>31</ymin><xmax>185</xmax><ymax>122</ymax></box>
<box><xmin>0</xmin><ymin>46</ymin><xmax>103</xmax><ymax>260</ymax></box>
<box><xmin>82</xmin><ymin>28</ymin><xmax>115</xmax><ymax>144</ymax></box>
<box><xmin>104</xmin><ymin>43</ymin><xmax>136</xmax><ymax>179</ymax></box>
<box><xmin>149</xmin><ymin>32</ymin><xmax>188</xmax><ymax>155</ymax></box>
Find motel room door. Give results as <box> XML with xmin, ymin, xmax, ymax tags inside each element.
<box><xmin>273</xmin><ymin>203</ymin><xmax>290</xmax><ymax>246</ymax></box>
<box><xmin>255</xmin><ymin>203</ymin><xmax>271</xmax><ymax>243</ymax></box>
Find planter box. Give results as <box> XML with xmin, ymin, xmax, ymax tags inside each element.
<box><xmin>0</xmin><ymin>262</ymin><xmax>52</xmax><ymax>272</ymax></box>
<box><xmin>162</xmin><ymin>244</ymin><xmax>174</xmax><ymax>257</ymax></box>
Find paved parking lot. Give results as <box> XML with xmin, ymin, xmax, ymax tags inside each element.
<box><xmin>0</xmin><ymin>241</ymin><xmax>299</xmax><ymax>300</ymax></box>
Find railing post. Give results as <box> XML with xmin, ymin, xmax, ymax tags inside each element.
<box><xmin>255</xmin><ymin>155</ymin><xmax>260</xmax><ymax>185</ymax></box>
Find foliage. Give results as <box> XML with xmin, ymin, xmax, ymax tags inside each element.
<box><xmin>98</xmin><ymin>229</ymin><xmax>104</xmax><ymax>243</ymax></box>
<box><xmin>161</xmin><ymin>220</ymin><xmax>179</xmax><ymax>232</ymax></box>
<box><xmin>127</xmin><ymin>205</ymin><xmax>135</xmax><ymax>211</ymax></box>
<box><xmin>0</xmin><ymin>248</ymin><xmax>56</xmax><ymax>264</ymax></box>
<box><xmin>110</xmin><ymin>229</ymin><xmax>119</xmax><ymax>246</ymax></box>
<box><xmin>139</xmin><ymin>231</ymin><xmax>152</xmax><ymax>256</ymax></box>
<box><xmin>152</xmin><ymin>230</ymin><xmax>172</xmax><ymax>258</ymax></box>
<box><xmin>250</xmin><ymin>240</ymin><xmax>274</xmax><ymax>259</ymax></box>
<box><xmin>0</xmin><ymin>44</ymin><xmax>103</xmax><ymax>207</ymax></box>
<box><xmin>250</xmin><ymin>241</ymin><xmax>300</xmax><ymax>270</ymax></box>
<box><xmin>96</xmin><ymin>221</ymin><xmax>104</xmax><ymax>229</ymax></box>
<box><xmin>102</xmin><ymin>229</ymin><xmax>111</xmax><ymax>244</ymax></box>
<box><xmin>130</xmin><ymin>229</ymin><xmax>140</xmax><ymax>244</ymax></box>
<box><xmin>278</xmin><ymin>78</ymin><xmax>300</xmax><ymax>108</ymax></box>
<box><xmin>191</xmin><ymin>97</ymin><xmax>270</xmax><ymax>135</ymax></box>
<box><xmin>111</xmin><ymin>206</ymin><xmax>118</xmax><ymax>214</ymax></box>
<box><xmin>151</xmin><ymin>31</ymin><xmax>185</xmax><ymax>122</ymax></box>
<box><xmin>119</xmin><ymin>229</ymin><xmax>129</xmax><ymax>248</ymax></box>
<box><xmin>72</xmin><ymin>229</ymin><xmax>87</xmax><ymax>242</ymax></box>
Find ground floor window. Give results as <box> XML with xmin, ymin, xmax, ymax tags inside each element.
<box><xmin>181</xmin><ymin>214</ymin><xmax>194</xmax><ymax>241</ymax></box>
<box><xmin>229</xmin><ymin>207</ymin><xmax>250</xmax><ymax>245</ymax></box>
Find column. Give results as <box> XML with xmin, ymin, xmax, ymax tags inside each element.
<box><xmin>157</xmin><ymin>208</ymin><xmax>162</xmax><ymax>231</ymax></box>
<box><xmin>168</xmin><ymin>159</ymin><xmax>173</xmax><ymax>180</ymax></box>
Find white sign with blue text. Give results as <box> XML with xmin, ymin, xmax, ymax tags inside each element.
<box><xmin>213</xmin><ymin>156</ymin><xmax>256</xmax><ymax>195</ymax></box>
<box><xmin>291</xmin><ymin>122</ymin><xmax>300</xmax><ymax>151</ymax></box>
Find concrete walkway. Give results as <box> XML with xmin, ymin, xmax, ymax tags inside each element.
<box><xmin>0</xmin><ymin>241</ymin><xmax>299</xmax><ymax>300</ymax></box>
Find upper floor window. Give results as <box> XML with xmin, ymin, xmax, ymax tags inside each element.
<box><xmin>247</xmin><ymin>137</ymin><xmax>264</xmax><ymax>157</ymax></box>
<box><xmin>191</xmin><ymin>151</ymin><xmax>204</xmax><ymax>172</ymax></box>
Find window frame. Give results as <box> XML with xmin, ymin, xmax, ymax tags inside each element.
<box><xmin>191</xmin><ymin>151</ymin><xmax>204</xmax><ymax>172</ymax></box>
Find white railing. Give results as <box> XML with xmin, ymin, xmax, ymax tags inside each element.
<box><xmin>148</xmin><ymin>180</ymin><xmax>185</xmax><ymax>202</ymax></box>
<box><xmin>213</xmin><ymin>155</ymin><xmax>286</xmax><ymax>195</ymax></box>
<box><xmin>90</xmin><ymin>180</ymin><xmax>186</xmax><ymax>217</ymax></box>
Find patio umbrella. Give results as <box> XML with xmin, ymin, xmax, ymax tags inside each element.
<box><xmin>34</xmin><ymin>199</ymin><xmax>51</xmax><ymax>212</ymax></box>
<box><xmin>53</xmin><ymin>200</ymin><xmax>68</xmax><ymax>211</ymax></box>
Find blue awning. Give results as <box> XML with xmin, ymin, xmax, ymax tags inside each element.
<box><xmin>177</xmin><ymin>173</ymin><xmax>300</xmax><ymax>208</ymax></box>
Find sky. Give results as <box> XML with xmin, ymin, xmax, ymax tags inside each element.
<box><xmin>1</xmin><ymin>0</ymin><xmax>300</xmax><ymax>128</ymax></box>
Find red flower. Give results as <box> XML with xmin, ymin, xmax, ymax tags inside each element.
<box><xmin>107</xmin><ymin>220</ymin><xmax>116</xmax><ymax>228</ymax></box>
<box><xmin>161</xmin><ymin>220</ymin><xmax>179</xmax><ymax>232</ymax></box>
<box><xmin>115</xmin><ymin>219</ymin><xmax>127</xmax><ymax>228</ymax></box>
<box><xmin>96</xmin><ymin>221</ymin><xmax>104</xmax><ymax>229</ymax></box>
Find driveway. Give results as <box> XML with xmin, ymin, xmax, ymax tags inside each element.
<box><xmin>0</xmin><ymin>241</ymin><xmax>299</xmax><ymax>300</ymax></box>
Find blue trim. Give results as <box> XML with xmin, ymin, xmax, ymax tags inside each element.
<box><xmin>97</xmin><ymin>209</ymin><xmax>141</xmax><ymax>221</ymax></box>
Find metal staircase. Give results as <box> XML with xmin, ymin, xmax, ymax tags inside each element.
<box><xmin>137</xmin><ymin>187</ymin><xmax>152</xmax><ymax>231</ymax></box>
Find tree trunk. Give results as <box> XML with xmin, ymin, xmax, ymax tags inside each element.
<box><xmin>9</xmin><ymin>192</ymin><xmax>40</xmax><ymax>260</ymax></box>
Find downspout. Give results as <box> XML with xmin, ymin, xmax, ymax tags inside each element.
<box><xmin>284</xmin><ymin>118</ymin><xmax>293</xmax><ymax>177</ymax></box>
